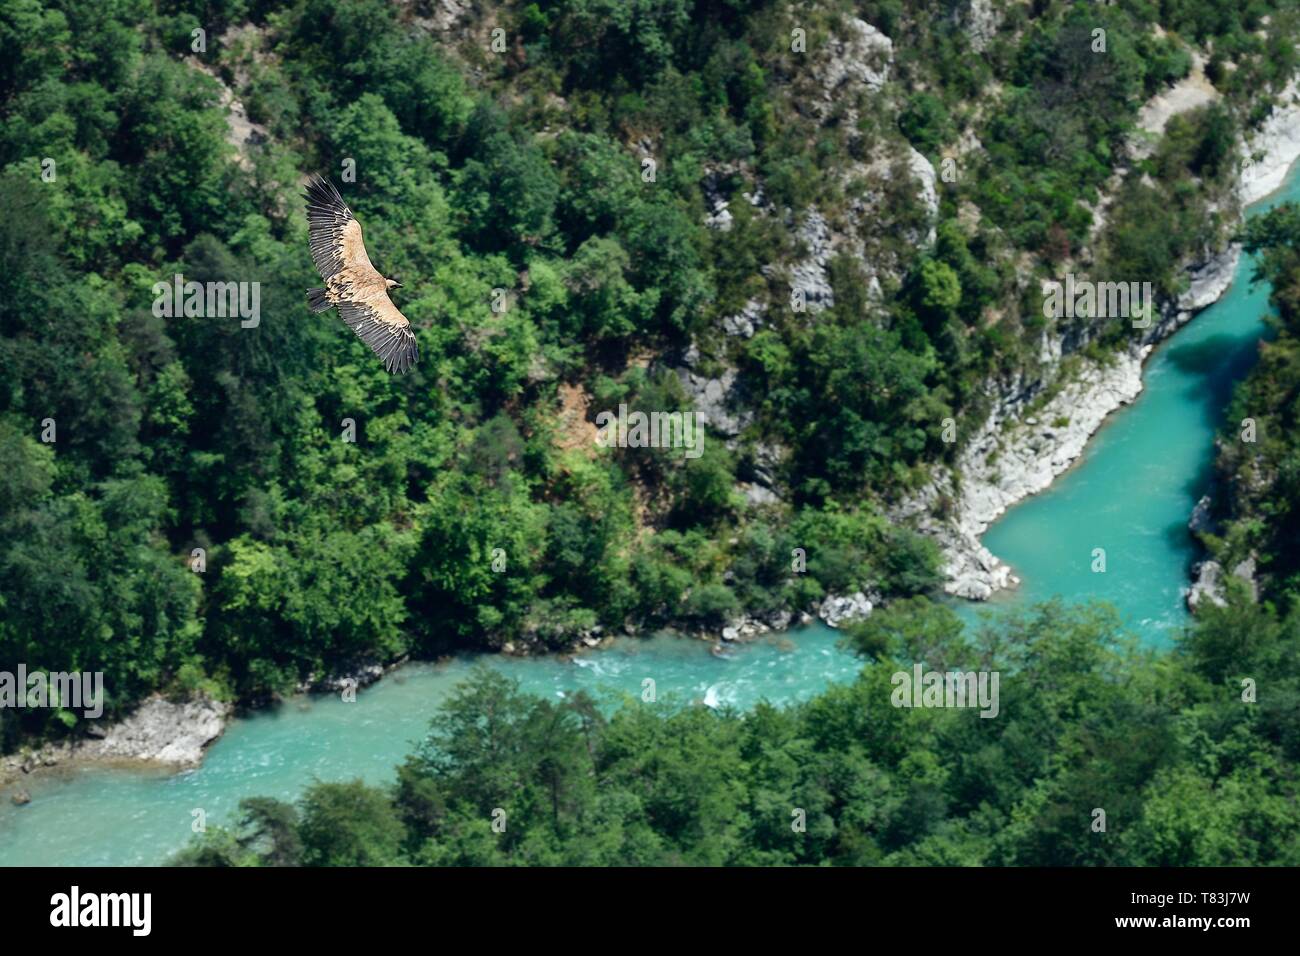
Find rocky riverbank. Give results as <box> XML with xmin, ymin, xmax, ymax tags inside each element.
<box><xmin>0</xmin><ymin>657</ymin><xmax>407</xmax><ymax>794</ymax></box>
<box><xmin>1240</xmin><ymin>78</ymin><xmax>1300</xmax><ymax>207</ymax></box>
<box><xmin>895</xmin><ymin>348</ymin><xmax>1147</xmax><ymax>599</ymax></box>
<box><xmin>900</xmin><ymin>80</ymin><xmax>1300</xmax><ymax>601</ymax></box>
<box><xmin>1</xmin><ymin>695</ymin><xmax>232</xmax><ymax>793</ymax></box>
<box><xmin>714</xmin><ymin>590</ymin><xmax>878</xmax><ymax>645</ymax></box>
<box><xmin>895</xmin><ymin>242</ymin><xmax>1244</xmax><ymax>600</ymax></box>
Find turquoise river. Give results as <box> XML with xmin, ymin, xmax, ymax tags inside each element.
<box><xmin>2</xmin><ymin>162</ymin><xmax>1297</xmax><ymax>866</ymax></box>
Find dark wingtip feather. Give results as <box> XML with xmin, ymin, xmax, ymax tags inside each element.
<box><xmin>336</xmin><ymin>302</ymin><xmax>420</xmax><ymax>375</ymax></box>
<box><xmin>389</xmin><ymin>334</ymin><xmax>419</xmax><ymax>375</ymax></box>
<box><xmin>302</xmin><ymin>173</ymin><xmax>344</xmax><ymax>210</ymax></box>
<box><xmin>381</xmin><ymin>329</ymin><xmax>419</xmax><ymax>375</ymax></box>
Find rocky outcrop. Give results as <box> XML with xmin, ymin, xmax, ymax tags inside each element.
<box><xmin>1188</xmin><ymin>494</ymin><xmax>1215</xmax><ymax>535</ymax></box>
<box><xmin>803</xmin><ymin>14</ymin><xmax>936</xmax><ymax>279</ymax></box>
<box><xmin>702</xmin><ymin>167</ymin><xmax>736</xmax><ymax>231</ymax></box>
<box><xmin>1240</xmin><ymin>78</ymin><xmax>1300</xmax><ymax>205</ymax></box>
<box><xmin>906</xmin><ymin>146</ymin><xmax>939</xmax><ymax>245</ymax></box>
<box><xmin>720</xmin><ymin>608</ymin><xmax>796</xmax><ymax>642</ymax></box>
<box><xmin>957</xmin><ymin>0</ymin><xmax>1000</xmax><ymax>54</ymax></box>
<box><xmin>783</xmin><ymin>209</ymin><xmax>837</xmax><ymax>313</ymax></box>
<box><xmin>737</xmin><ymin>440</ymin><xmax>785</xmax><ymax>507</ymax></box>
<box><xmin>1139</xmin><ymin>242</ymin><xmax>1242</xmax><ymax>345</ymax></box>
<box><xmin>817</xmin><ymin>592</ymin><xmax>875</xmax><ymax>628</ymax></box>
<box><xmin>722</xmin><ymin>299</ymin><xmax>765</xmax><ymax>339</ymax></box>
<box><xmin>1177</xmin><ymin>246</ymin><xmax>1242</xmax><ymax>313</ymax></box>
<box><xmin>740</xmin><ymin>482</ymin><xmax>780</xmax><ymax>507</ymax></box>
<box><xmin>186</xmin><ymin>50</ymin><xmax>269</xmax><ymax>173</ymax></box>
<box><xmin>1188</xmin><ymin>556</ymin><xmax>1259</xmax><ymax>611</ymax></box>
<box><xmin>717</xmin><ymin>592</ymin><xmax>872</xmax><ymax>639</ymax></box>
<box><xmin>676</xmin><ymin>365</ymin><xmax>753</xmax><ymax>437</ymax></box>
<box><xmin>306</xmin><ymin>663</ymin><xmax>387</xmax><ymax>694</ymax></box>
<box><xmin>410</xmin><ymin>0</ymin><xmax>470</xmax><ymax>33</ymax></box>
<box><xmin>79</xmin><ymin>697</ymin><xmax>229</xmax><ymax>765</ymax></box>
<box><xmin>1188</xmin><ymin>559</ymin><xmax>1224</xmax><ymax>611</ymax></box>
<box><xmin>809</xmin><ymin>18</ymin><xmax>892</xmax><ymax>123</ymax></box>
<box><xmin>1</xmin><ymin>695</ymin><xmax>231</xmax><ymax>786</ymax></box>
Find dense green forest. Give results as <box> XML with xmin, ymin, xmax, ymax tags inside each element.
<box><xmin>1</xmin><ymin>0</ymin><xmax>1298</xmax><ymax>764</ymax></box>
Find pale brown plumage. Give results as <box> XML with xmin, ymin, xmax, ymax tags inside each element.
<box><xmin>303</xmin><ymin>173</ymin><xmax>418</xmax><ymax>374</ymax></box>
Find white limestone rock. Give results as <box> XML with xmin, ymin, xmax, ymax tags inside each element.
<box><xmin>819</xmin><ymin>592</ymin><xmax>874</xmax><ymax>628</ymax></box>
<box><xmin>1240</xmin><ymin>78</ymin><xmax>1300</xmax><ymax>206</ymax></box>
<box><xmin>897</xmin><ymin>349</ymin><xmax>1148</xmax><ymax>600</ymax></box>
<box><xmin>780</xmin><ymin>210</ymin><xmax>835</xmax><ymax>313</ymax></box>
<box><xmin>722</xmin><ymin>300</ymin><xmax>765</xmax><ymax>339</ymax></box>
<box><xmin>959</xmin><ymin>0</ymin><xmax>1000</xmax><ymax>54</ymax></box>
<box><xmin>1178</xmin><ymin>246</ymin><xmax>1242</xmax><ymax>313</ymax></box>
<box><xmin>676</xmin><ymin>367</ymin><xmax>753</xmax><ymax>437</ymax></box>
<box><xmin>1188</xmin><ymin>559</ymin><xmax>1225</xmax><ymax>611</ymax></box>
<box><xmin>78</xmin><ymin>696</ymin><xmax>231</xmax><ymax>767</ymax></box>
<box><xmin>907</xmin><ymin>146</ymin><xmax>939</xmax><ymax>245</ymax></box>
<box><xmin>812</xmin><ymin>17</ymin><xmax>893</xmax><ymax>116</ymax></box>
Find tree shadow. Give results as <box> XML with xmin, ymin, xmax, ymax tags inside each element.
<box><xmin>1163</xmin><ymin>332</ymin><xmax>1258</xmax><ymax>379</ymax></box>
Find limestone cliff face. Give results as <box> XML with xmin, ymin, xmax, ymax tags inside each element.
<box><xmin>1240</xmin><ymin>78</ymin><xmax>1300</xmax><ymax>206</ymax></box>
<box><xmin>785</xmin><ymin>17</ymin><xmax>938</xmax><ymax>298</ymax></box>
<box><xmin>807</xmin><ymin>17</ymin><xmax>893</xmax><ymax>120</ymax></box>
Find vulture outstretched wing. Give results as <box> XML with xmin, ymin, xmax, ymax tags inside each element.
<box><xmin>303</xmin><ymin>173</ymin><xmax>419</xmax><ymax>375</ymax></box>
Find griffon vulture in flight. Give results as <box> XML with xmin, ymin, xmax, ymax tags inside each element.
<box><xmin>303</xmin><ymin>173</ymin><xmax>419</xmax><ymax>374</ymax></box>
